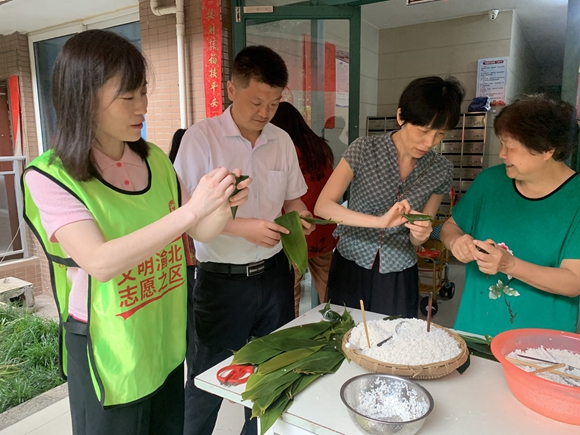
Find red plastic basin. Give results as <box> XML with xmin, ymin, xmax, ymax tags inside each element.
<box><xmin>490</xmin><ymin>328</ymin><xmax>580</xmax><ymax>425</ymax></box>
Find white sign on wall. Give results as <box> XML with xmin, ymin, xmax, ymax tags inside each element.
<box><xmin>476</xmin><ymin>57</ymin><xmax>508</xmax><ymax>106</ymax></box>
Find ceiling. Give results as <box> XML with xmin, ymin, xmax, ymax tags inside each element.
<box><xmin>362</xmin><ymin>0</ymin><xmax>569</xmax><ymax>73</ymax></box>
<box><xmin>0</xmin><ymin>0</ymin><xmax>570</xmax><ymax>76</ymax></box>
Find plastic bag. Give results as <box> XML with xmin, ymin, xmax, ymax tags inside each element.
<box><xmin>468</xmin><ymin>96</ymin><xmax>490</xmax><ymax>112</ymax></box>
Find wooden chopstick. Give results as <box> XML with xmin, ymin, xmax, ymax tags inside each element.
<box><xmin>359</xmin><ymin>299</ymin><xmax>371</xmax><ymax>348</ymax></box>
<box><xmin>506</xmin><ymin>357</ymin><xmax>580</xmax><ymax>381</ymax></box>
<box><xmin>426</xmin><ymin>292</ymin><xmax>433</xmax><ymax>332</ymax></box>
<box><xmin>532</xmin><ymin>363</ymin><xmax>565</xmax><ymax>374</ymax></box>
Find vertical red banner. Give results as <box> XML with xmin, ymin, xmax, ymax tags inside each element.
<box><xmin>324</xmin><ymin>42</ymin><xmax>336</xmax><ymax>129</ymax></box>
<box><xmin>202</xmin><ymin>0</ymin><xmax>223</xmax><ymax>118</ymax></box>
<box><xmin>8</xmin><ymin>75</ymin><xmax>21</xmax><ymax>155</ymax></box>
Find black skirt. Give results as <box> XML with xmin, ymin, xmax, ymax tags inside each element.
<box><xmin>326</xmin><ymin>249</ymin><xmax>419</xmax><ymax>318</ymax></box>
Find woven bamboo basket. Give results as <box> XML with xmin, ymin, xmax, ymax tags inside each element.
<box><xmin>341</xmin><ymin>323</ymin><xmax>469</xmax><ymax>379</ymax></box>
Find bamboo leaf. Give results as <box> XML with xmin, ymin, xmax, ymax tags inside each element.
<box><xmin>269</xmin><ymin>322</ymin><xmax>333</xmax><ymax>339</ymax></box>
<box><xmin>257</xmin><ymin>394</ymin><xmax>292</xmax><ymax>435</ymax></box>
<box><xmin>287</xmin><ymin>373</ymin><xmax>321</xmax><ymax>399</ymax></box>
<box><xmin>457</xmin><ymin>333</ymin><xmax>498</xmax><ymax>362</ymax></box>
<box><xmin>293</xmin><ymin>351</ymin><xmax>343</xmax><ymax>374</ymax></box>
<box><xmin>402</xmin><ymin>213</ymin><xmax>434</xmax><ymax>224</ymax></box>
<box><xmin>302</xmin><ymin>216</ymin><xmax>337</xmax><ymax>225</ymax></box>
<box><xmin>252</xmin><ymin>373</ymin><xmax>302</xmax><ymax>414</ymax></box>
<box><xmin>274</xmin><ymin>211</ymin><xmax>309</xmax><ymax>276</ymax></box>
<box><xmin>243</xmin><ymin>371</ymin><xmax>300</xmax><ymax>401</ymax></box>
<box><xmin>244</xmin><ymin>346</ymin><xmax>337</xmax><ymax>395</ymax></box>
<box><xmin>257</xmin><ymin>346</ymin><xmax>323</xmax><ymax>375</ymax></box>
<box><xmin>232</xmin><ymin>323</ymin><xmax>335</xmax><ymax>365</ymax></box>
<box><xmin>230</xmin><ymin>174</ymin><xmax>249</xmax><ymax>219</ymax></box>
<box><xmin>232</xmin><ymin>339</ymin><xmax>282</xmax><ymax>365</ymax></box>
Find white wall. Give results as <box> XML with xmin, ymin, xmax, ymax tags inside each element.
<box><xmin>359</xmin><ymin>20</ymin><xmax>379</xmax><ymax>139</ymax></box>
<box><xmin>376</xmin><ymin>12</ymin><xmax>514</xmax><ymax>117</ymax></box>
<box><xmin>484</xmin><ymin>11</ymin><xmax>542</xmax><ymax>168</ymax></box>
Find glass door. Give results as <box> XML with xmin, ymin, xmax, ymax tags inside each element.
<box><xmin>233</xmin><ymin>3</ymin><xmax>361</xmax><ymax>158</ymax></box>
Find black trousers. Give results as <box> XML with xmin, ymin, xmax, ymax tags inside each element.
<box><xmin>183</xmin><ymin>250</ymin><xmax>294</xmax><ymax>435</ymax></box>
<box><xmin>66</xmin><ymin>319</ymin><xmax>184</xmax><ymax>435</ymax></box>
<box><xmin>326</xmin><ymin>249</ymin><xmax>419</xmax><ymax>318</ymax></box>
<box><xmin>186</xmin><ymin>265</ymin><xmax>197</xmax><ymax>380</ymax></box>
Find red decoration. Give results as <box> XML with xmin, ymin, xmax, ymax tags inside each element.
<box><xmin>202</xmin><ymin>0</ymin><xmax>223</xmax><ymax>118</ymax></box>
<box><xmin>8</xmin><ymin>76</ymin><xmax>21</xmax><ymax>154</ymax></box>
<box><xmin>302</xmin><ymin>36</ymin><xmax>336</xmax><ymax>127</ymax></box>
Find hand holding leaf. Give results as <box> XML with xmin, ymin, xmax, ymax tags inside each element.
<box><xmin>229</xmin><ymin>173</ymin><xmax>250</xmax><ymax>219</ymax></box>
<box><xmin>275</xmin><ymin>211</ymin><xmax>337</xmax><ymax>276</ymax></box>
<box><xmin>474</xmin><ymin>239</ymin><xmax>516</xmax><ymax>277</ymax></box>
<box><xmin>377</xmin><ymin>200</ymin><xmax>411</xmax><ymax>228</ymax></box>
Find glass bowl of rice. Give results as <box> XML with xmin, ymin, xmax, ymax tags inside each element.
<box><xmin>340</xmin><ymin>374</ymin><xmax>434</xmax><ymax>435</ymax></box>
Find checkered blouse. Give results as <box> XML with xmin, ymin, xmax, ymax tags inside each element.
<box><xmin>334</xmin><ymin>132</ymin><xmax>453</xmax><ymax>273</ymax></box>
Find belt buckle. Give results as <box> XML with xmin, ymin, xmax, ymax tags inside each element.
<box><xmin>246</xmin><ymin>261</ymin><xmax>265</xmax><ymax>277</ymax></box>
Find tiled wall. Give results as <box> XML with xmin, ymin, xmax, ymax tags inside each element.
<box><xmin>139</xmin><ymin>1</ymin><xmax>181</xmax><ymax>153</ymax></box>
<box><xmin>0</xmin><ymin>1</ymin><xmax>234</xmax><ymax>299</ymax></box>
<box><xmin>0</xmin><ymin>32</ymin><xmax>45</xmax><ymax>296</ymax></box>
<box><xmin>139</xmin><ymin>0</ymin><xmax>232</xmax><ymax>151</ymax></box>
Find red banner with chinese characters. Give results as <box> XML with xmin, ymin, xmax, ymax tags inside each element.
<box><xmin>202</xmin><ymin>0</ymin><xmax>223</xmax><ymax>118</ymax></box>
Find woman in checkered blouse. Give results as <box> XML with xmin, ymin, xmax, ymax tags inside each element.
<box><xmin>315</xmin><ymin>76</ymin><xmax>465</xmax><ymax>317</ymax></box>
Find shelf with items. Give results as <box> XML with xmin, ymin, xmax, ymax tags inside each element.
<box><xmin>366</xmin><ymin>112</ymin><xmax>488</xmax><ymax>215</ymax></box>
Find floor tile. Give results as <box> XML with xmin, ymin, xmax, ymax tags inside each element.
<box><xmin>0</xmin><ymin>399</ymin><xmax>70</xmax><ymax>435</ymax></box>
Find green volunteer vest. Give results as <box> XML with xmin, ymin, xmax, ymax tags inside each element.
<box><xmin>22</xmin><ymin>143</ymin><xmax>186</xmax><ymax>407</ymax></box>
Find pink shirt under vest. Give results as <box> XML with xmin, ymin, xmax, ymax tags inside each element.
<box><xmin>26</xmin><ymin>145</ymin><xmax>188</xmax><ymax>322</ymax></box>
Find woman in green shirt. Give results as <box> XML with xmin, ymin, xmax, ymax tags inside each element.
<box><xmin>441</xmin><ymin>95</ymin><xmax>580</xmax><ymax>336</ymax></box>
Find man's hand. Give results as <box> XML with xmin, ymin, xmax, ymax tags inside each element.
<box><xmin>242</xmin><ymin>219</ymin><xmax>290</xmax><ymax>248</ymax></box>
<box><xmin>298</xmin><ymin>210</ymin><xmax>315</xmax><ymax>236</ymax></box>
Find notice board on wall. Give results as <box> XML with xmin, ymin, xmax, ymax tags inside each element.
<box><xmin>476</xmin><ymin>56</ymin><xmax>508</xmax><ymax>106</ymax></box>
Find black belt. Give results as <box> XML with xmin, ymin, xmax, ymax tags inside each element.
<box><xmin>198</xmin><ymin>255</ymin><xmax>277</xmax><ymax>277</ymax></box>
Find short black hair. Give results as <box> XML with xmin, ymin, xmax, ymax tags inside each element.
<box><xmin>168</xmin><ymin>128</ymin><xmax>187</xmax><ymax>163</ymax></box>
<box><xmin>231</xmin><ymin>45</ymin><xmax>288</xmax><ymax>90</ymax></box>
<box><xmin>398</xmin><ymin>76</ymin><xmax>465</xmax><ymax>131</ymax></box>
<box><xmin>494</xmin><ymin>94</ymin><xmax>579</xmax><ymax>162</ymax></box>
<box><xmin>51</xmin><ymin>29</ymin><xmax>149</xmax><ymax>181</ymax></box>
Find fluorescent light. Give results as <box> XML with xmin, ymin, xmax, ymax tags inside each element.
<box><xmin>406</xmin><ymin>0</ymin><xmax>441</xmax><ymax>5</ymax></box>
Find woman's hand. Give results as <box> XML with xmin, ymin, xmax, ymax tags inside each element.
<box><xmin>186</xmin><ymin>167</ymin><xmax>238</xmax><ymax>219</ymax></box>
<box><xmin>377</xmin><ymin>200</ymin><xmax>411</xmax><ymax>228</ymax></box>
<box><xmin>405</xmin><ymin>209</ymin><xmax>433</xmax><ymax>245</ymax></box>
<box><xmin>448</xmin><ymin>233</ymin><xmax>477</xmax><ymax>263</ymax></box>
<box><xmin>473</xmin><ymin>239</ymin><xmax>516</xmax><ymax>276</ymax></box>
<box><xmin>228</xmin><ymin>169</ymin><xmax>251</xmax><ymax>209</ymax></box>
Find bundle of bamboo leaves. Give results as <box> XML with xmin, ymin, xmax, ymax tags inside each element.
<box><xmin>232</xmin><ymin>304</ymin><xmax>354</xmax><ymax>435</ymax></box>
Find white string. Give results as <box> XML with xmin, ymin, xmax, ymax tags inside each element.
<box><xmin>0</xmin><ymin>216</ymin><xmax>27</xmax><ymax>266</ymax></box>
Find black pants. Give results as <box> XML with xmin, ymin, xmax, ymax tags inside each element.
<box><xmin>66</xmin><ymin>319</ymin><xmax>184</xmax><ymax>435</ymax></box>
<box><xmin>183</xmin><ymin>250</ymin><xmax>294</xmax><ymax>435</ymax></box>
<box><xmin>326</xmin><ymin>249</ymin><xmax>419</xmax><ymax>318</ymax></box>
<box><xmin>186</xmin><ymin>265</ymin><xmax>197</xmax><ymax>380</ymax></box>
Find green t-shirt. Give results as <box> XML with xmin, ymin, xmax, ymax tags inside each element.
<box><xmin>452</xmin><ymin>164</ymin><xmax>580</xmax><ymax>336</ymax></box>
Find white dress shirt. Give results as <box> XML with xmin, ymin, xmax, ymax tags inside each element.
<box><xmin>174</xmin><ymin>106</ymin><xmax>307</xmax><ymax>264</ymax></box>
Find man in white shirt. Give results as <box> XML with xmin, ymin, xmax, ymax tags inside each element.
<box><xmin>174</xmin><ymin>45</ymin><xmax>314</xmax><ymax>435</ymax></box>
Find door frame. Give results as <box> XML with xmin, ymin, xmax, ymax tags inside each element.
<box><xmin>231</xmin><ymin>2</ymin><xmax>361</xmax><ymax>145</ymax></box>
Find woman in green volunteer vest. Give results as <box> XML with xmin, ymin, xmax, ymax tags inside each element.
<box><xmin>22</xmin><ymin>29</ymin><xmax>250</xmax><ymax>435</ymax></box>
<box><xmin>440</xmin><ymin>95</ymin><xmax>580</xmax><ymax>337</ymax></box>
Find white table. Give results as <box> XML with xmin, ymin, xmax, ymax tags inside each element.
<box><xmin>195</xmin><ymin>304</ymin><xmax>579</xmax><ymax>435</ymax></box>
